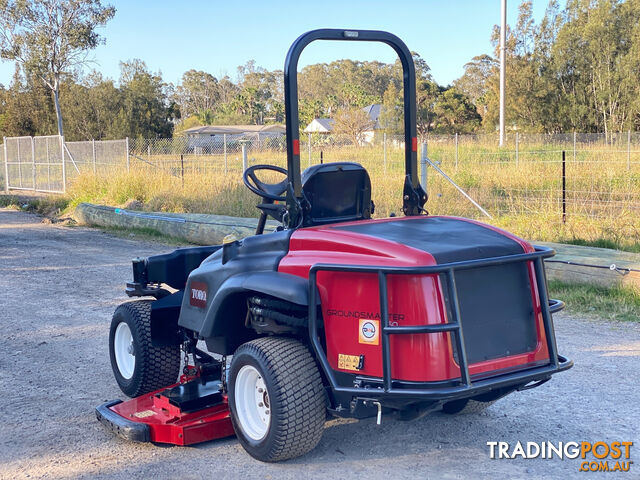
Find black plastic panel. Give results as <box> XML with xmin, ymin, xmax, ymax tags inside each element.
<box><xmin>443</xmin><ymin>262</ymin><xmax>537</xmax><ymax>363</ymax></box>
<box><xmin>146</xmin><ymin>245</ymin><xmax>222</xmax><ymax>289</ymax></box>
<box><xmin>178</xmin><ymin>230</ymin><xmax>293</xmax><ymax>339</ymax></box>
<box><xmin>334</xmin><ymin>217</ymin><xmax>524</xmax><ymax>263</ymax></box>
<box><xmin>301</xmin><ymin>162</ymin><xmax>372</xmax><ymax>226</ymax></box>
<box><xmin>160</xmin><ymin>377</ymin><xmax>224</xmax><ymax>413</ymax></box>
<box><xmin>150</xmin><ymin>290</ymin><xmax>184</xmax><ymax>347</ymax></box>
<box><xmin>95</xmin><ymin>400</ymin><xmax>150</xmax><ymax>442</ymax></box>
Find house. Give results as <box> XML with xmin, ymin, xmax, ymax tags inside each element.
<box><xmin>303</xmin><ymin>104</ymin><xmax>382</xmax><ymax>143</ymax></box>
<box><xmin>303</xmin><ymin>118</ymin><xmax>335</xmax><ymax>134</ymax></box>
<box><xmin>183</xmin><ymin>124</ymin><xmax>286</xmax><ymax>152</ymax></box>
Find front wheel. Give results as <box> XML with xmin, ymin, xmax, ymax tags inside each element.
<box><xmin>109</xmin><ymin>300</ymin><xmax>181</xmax><ymax>397</ymax></box>
<box><xmin>228</xmin><ymin>337</ymin><xmax>326</xmax><ymax>462</ymax></box>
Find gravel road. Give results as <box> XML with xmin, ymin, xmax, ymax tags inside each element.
<box><xmin>1</xmin><ymin>208</ymin><xmax>638</xmax><ymax>480</ymax></box>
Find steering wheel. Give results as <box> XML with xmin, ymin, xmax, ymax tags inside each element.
<box><xmin>242</xmin><ymin>164</ymin><xmax>288</xmax><ymax>202</ymax></box>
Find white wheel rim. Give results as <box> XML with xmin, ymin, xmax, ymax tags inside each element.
<box><xmin>114</xmin><ymin>322</ymin><xmax>135</xmax><ymax>379</ymax></box>
<box><xmin>234</xmin><ymin>365</ymin><xmax>271</xmax><ymax>441</ymax></box>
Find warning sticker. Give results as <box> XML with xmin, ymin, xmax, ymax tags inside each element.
<box><xmin>338</xmin><ymin>354</ymin><xmax>363</xmax><ymax>371</ymax></box>
<box><xmin>133</xmin><ymin>410</ymin><xmax>156</xmax><ymax>418</ymax></box>
<box><xmin>359</xmin><ymin>319</ymin><xmax>379</xmax><ymax>345</ymax></box>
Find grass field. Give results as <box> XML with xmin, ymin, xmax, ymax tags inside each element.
<box><xmin>3</xmin><ymin>133</ymin><xmax>639</xmax><ymax>250</ymax></box>
<box><xmin>45</xmin><ymin>135</ymin><xmax>639</xmax><ymax>252</ymax></box>
<box><xmin>548</xmin><ymin>280</ymin><xmax>640</xmax><ymax>322</ymax></box>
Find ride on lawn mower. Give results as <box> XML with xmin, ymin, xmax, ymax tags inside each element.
<box><xmin>96</xmin><ymin>29</ymin><xmax>572</xmax><ymax>462</ymax></box>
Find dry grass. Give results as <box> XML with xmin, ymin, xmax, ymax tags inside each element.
<box><xmin>53</xmin><ymin>138</ymin><xmax>640</xmax><ymax>251</ymax></box>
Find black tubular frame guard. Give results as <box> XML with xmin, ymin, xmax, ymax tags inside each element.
<box><xmin>306</xmin><ymin>245</ymin><xmax>573</xmax><ymax>401</ymax></box>
<box><xmin>284</xmin><ymin>29</ymin><xmax>427</xmax><ymax>219</ymax></box>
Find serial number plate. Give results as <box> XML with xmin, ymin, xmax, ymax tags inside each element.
<box><xmin>338</xmin><ymin>354</ymin><xmax>362</xmax><ymax>371</ymax></box>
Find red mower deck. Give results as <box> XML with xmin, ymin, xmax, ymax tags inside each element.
<box><xmin>96</xmin><ymin>375</ymin><xmax>234</xmax><ymax>445</ymax></box>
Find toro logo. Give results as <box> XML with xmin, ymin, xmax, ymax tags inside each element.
<box><xmin>359</xmin><ymin>319</ymin><xmax>379</xmax><ymax>345</ymax></box>
<box><xmin>189</xmin><ymin>281</ymin><xmax>208</xmax><ymax>308</ymax></box>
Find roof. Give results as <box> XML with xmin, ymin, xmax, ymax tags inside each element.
<box><xmin>303</xmin><ymin>104</ymin><xmax>383</xmax><ymax>133</ymax></box>
<box><xmin>184</xmin><ymin>124</ymin><xmax>285</xmax><ymax>136</ymax></box>
<box><xmin>362</xmin><ymin>104</ymin><xmax>382</xmax><ymax>128</ymax></box>
<box><xmin>303</xmin><ymin>118</ymin><xmax>335</xmax><ymax>133</ymax></box>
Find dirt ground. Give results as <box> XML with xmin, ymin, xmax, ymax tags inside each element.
<box><xmin>1</xmin><ymin>208</ymin><xmax>638</xmax><ymax>480</ymax></box>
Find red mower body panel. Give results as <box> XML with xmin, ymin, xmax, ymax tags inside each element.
<box><xmin>278</xmin><ymin>215</ymin><xmax>551</xmax><ymax>384</ymax></box>
<box><xmin>96</xmin><ymin>375</ymin><xmax>235</xmax><ymax>446</ymax></box>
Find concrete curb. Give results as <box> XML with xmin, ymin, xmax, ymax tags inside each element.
<box><xmin>73</xmin><ymin>203</ymin><xmax>277</xmax><ymax>245</ymax></box>
<box><xmin>539</xmin><ymin>241</ymin><xmax>640</xmax><ymax>289</ymax></box>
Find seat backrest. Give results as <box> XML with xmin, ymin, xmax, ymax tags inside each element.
<box><xmin>301</xmin><ymin>162</ymin><xmax>372</xmax><ymax>226</ymax></box>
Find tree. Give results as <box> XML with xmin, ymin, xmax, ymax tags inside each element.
<box><xmin>379</xmin><ymin>81</ymin><xmax>403</xmax><ymax>135</ymax></box>
<box><xmin>175</xmin><ymin>70</ymin><xmax>220</xmax><ymax>120</ymax></box>
<box><xmin>553</xmin><ymin>0</ymin><xmax>640</xmax><ymax>135</ymax></box>
<box><xmin>332</xmin><ymin>107</ymin><xmax>374</xmax><ymax>146</ymax></box>
<box><xmin>454</xmin><ymin>54</ymin><xmax>497</xmax><ymax>117</ymax></box>
<box><xmin>433</xmin><ymin>88</ymin><xmax>482</xmax><ymax>133</ymax></box>
<box><xmin>60</xmin><ymin>71</ymin><xmax>121</xmax><ymax>140</ymax></box>
<box><xmin>113</xmin><ymin>60</ymin><xmax>176</xmax><ymax>138</ymax></box>
<box><xmin>0</xmin><ymin>65</ymin><xmax>55</xmax><ymax>137</ymax></box>
<box><xmin>0</xmin><ymin>0</ymin><xmax>116</xmax><ymax>136</ymax></box>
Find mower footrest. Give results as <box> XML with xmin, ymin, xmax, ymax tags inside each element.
<box><xmin>95</xmin><ymin>381</ymin><xmax>235</xmax><ymax>446</ymax></box>
<box><xmin>96</xmin><ymin>400</ymin><xmax>150</xmax><ymax>442</ymax></box>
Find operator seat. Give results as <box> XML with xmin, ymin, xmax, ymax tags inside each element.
<box><xmin>300</xmin><ymin>162</ymin><xmax>373</xmax><ymax>227</ymax></box>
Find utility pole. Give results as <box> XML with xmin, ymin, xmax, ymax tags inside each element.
<box><xmin>499</xmin><ymin>0</ymin><xmax>507</xmax><ymax>147</ymax></box>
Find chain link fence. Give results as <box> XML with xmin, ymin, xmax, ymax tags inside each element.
<box><xmin>422</xmin><ymin>132</ymin><xmax>640</xmax><ymax>223</ymax></box>
<box><xmin>3</xmin><ymin>132</ymin><xmax>640</xmax><ymax>241</ymax></box>
<box><xmin>4</xmin><ymin>136</ymin><xmax>66</xmax><ymax>193</ymax></box>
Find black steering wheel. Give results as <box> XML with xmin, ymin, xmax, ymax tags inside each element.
<box><xmin>242</xmin><ymin>164</ymin><xmax>288</xmax><ymax>202</ymax></box>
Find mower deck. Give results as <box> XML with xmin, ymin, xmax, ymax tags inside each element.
<box><xmin>96</xmin><ymin>375</ymin><xmax>234</xmax><ymax>446</ymax></box>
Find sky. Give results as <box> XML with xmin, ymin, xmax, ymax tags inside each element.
<box><xmin>0</xmin><ymin>0</ymin><xmax>550</xmax><ymax>88</ymax></box>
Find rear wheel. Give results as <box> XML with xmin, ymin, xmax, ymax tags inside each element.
<box><xmin>109</xmin><ymin>300</ymin><xmax>181</xmax><ymax>397</ymax></box>
<box><xmin>442</xmin><ymin>398</ymin><xmax>497</xmax><ymax>415</ymax></box>
<box><xmin>228</xmin><ymin>337</ymin><xmax>326</xmax><ymax>462</ymax></box>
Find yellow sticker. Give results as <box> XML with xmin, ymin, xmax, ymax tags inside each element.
<box><xmin>133</xmin><ymin>410</ymin><xmax>156</xmax><ymax>418</ymax></box>
<box><xmin>338</xmin><ymin>354</ymin><xmax>362</xmax><ymax>371</ymax></box>
<box><xmin>359</xmin><ymin>319</ymin><xmax>380</xmax><ymax>345</ymax></box>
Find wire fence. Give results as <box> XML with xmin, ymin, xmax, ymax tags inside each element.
<box><xmin>3</xmin><ymin>132</ymin><xmax>640</xmax><ymax>243</ymax></box>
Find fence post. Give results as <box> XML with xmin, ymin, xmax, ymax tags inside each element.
<box><xmin>515</xmin><ymin>132</ymin><xmax>519</xmax><ymax>166</ymax></box>
<box><xmin>573</xmin><ymin>131</ymin><xmax>576</xmax><ymax>163</ymax></box>
<box><xmin>46</xmin><ymin>138</ymin><xmax>51</xmax><ymax>191</ymax></box>
<box><xmin>420</xmin><ymin>142</ymin><xmax>428</xmax><ymax>193</ymax></box>
<box><xmin>125</xmin><ymin>137</ymin><xmax>130</xmax><ymax>173</ymax></box>
<box><xmin>3</xmin><ymin>137</ymin><xmax>8</xmax><ymax>193</ymax></box>
<box><xmin>308</xmin><ymin>133</ymin><xmax>312</xmax><ymax>167</ymax></box>
<box><xmin>628</xmin><ymin>130</ymin><xmax>631</xmax><ymax>171</ymax></box>
<box><xmin>242</xmin><ymin>142</ymin><xmax>248</xmax><ymax>172</ymax></box>
<box><xmin>223</xmin><ymin>134</ymin><xmax>227</xmax><ymax>173</ymax></box>
<box><xmin>180</xmin><ymin>154</ymin><xmax>184</xmax><ymax>187</ymax></box>
<box><xmin>383</xmin><ymin>132</ymin><xmax>387</xmax><ymax>173</ymax></box>
<box><xmin>92</xmin><ymin>138</ymin><xmax>96</xmax><ymax>174</ymax></box>
<box><xmin>31</xmin><ymin>136</ymin><xmax>36</xmax><ymax>190</ymax></box>
<box><xmin>455</xmin><ymin>133</ymin><xmax>459</xmax><ymax>169</ymax></box>
<box><xmin>562</xmin><ymin>150</ymin><xmax>566</xmax><ymax>224</ymax></box>
<box><xmin>17</xmin><ymin>137</ymin><xmax>22</xmax><ymax>187</ymax></box>
<box><xmin>60</xmin><ymin>135</ymin><xmax>66</xmax><ymax>193</ymax></box>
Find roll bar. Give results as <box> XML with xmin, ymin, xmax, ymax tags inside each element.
<box><xmin>283</xmin><ymin>29</ymin><xmax>427</xmax><ymax>226</ymax></box>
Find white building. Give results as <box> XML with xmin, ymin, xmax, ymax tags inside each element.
<box><xmin>303</xmin><ymin>104</ymin><xmax>382</xmax><ymax>144</ymax></box>
<box><xmin>183</xmin><ymin>124</ymin><xmax>286</xmax><ymax>152</ymax></box>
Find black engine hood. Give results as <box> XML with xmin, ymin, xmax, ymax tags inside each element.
<box><xmin>331</xmin><ymin>216</ymin><xmax>527</xmax><ymax>264</ymax></box>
